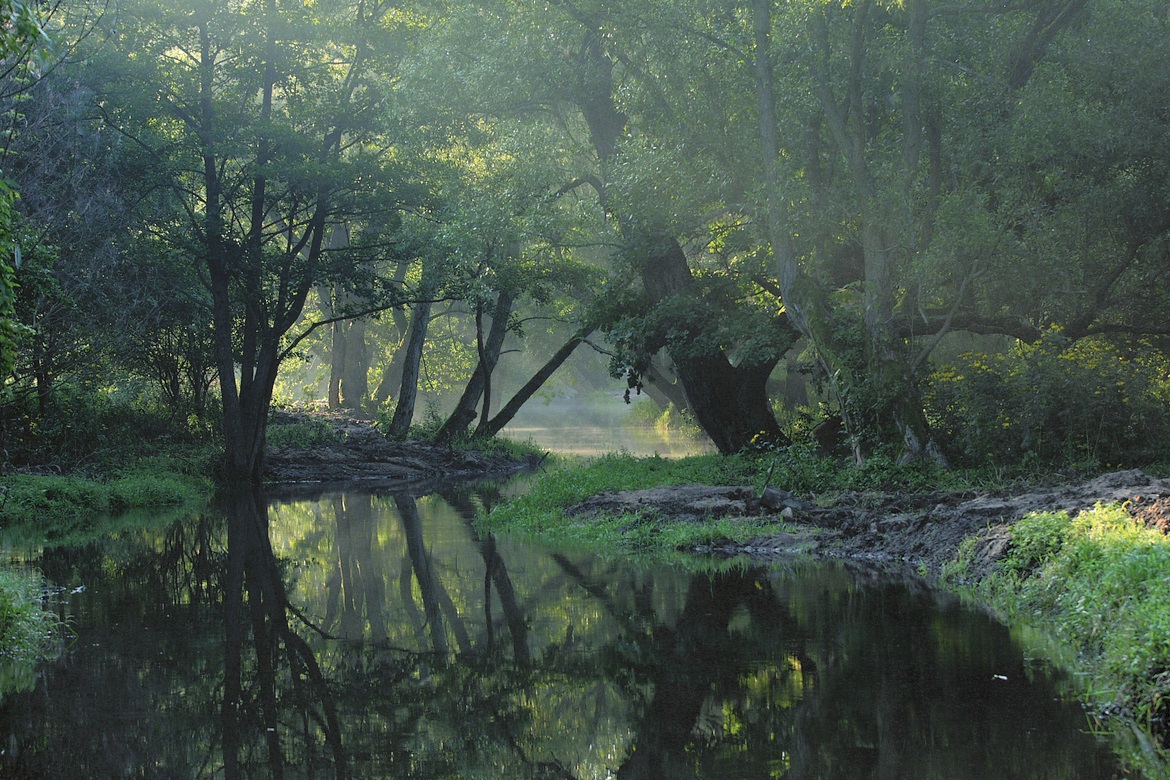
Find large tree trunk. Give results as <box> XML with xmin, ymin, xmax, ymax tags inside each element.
<box><xmin>636</xmin><ymin>231</ymin><xmax>787</xmax><ymax>453</ymax></box>
<box><xmin>573</xmin><ymin>23</ymin><xmax>787</xmax><ymax>454</ymax></box>
<box><xmin>639</xmin><ymin>354</ymin><xmax>690</xmax><ymax>413</ymax></box>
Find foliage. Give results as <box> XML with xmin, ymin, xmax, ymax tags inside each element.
<box><xmin>0</xmin><ymin>382</ymin><xmax>219</xmax><ymax>471</ymax></box>
<box><xmin>0</xmin><ymin>181</ymin><xmax>28</xmax><ymax>383</ymax></box>
<box><xmin>927</xmin><ymin>336</ymin><xmax>1170</xmax><ymax>467</ymax></box>
<box><xmin>0</xmin><ymin>565</ymin><xmax>60</xmax><ymax>698</ymax></box>
<box><xmin>265</xmin><ymin>418</ymin><xmax>348</xmax><ymax>450</ymax></box>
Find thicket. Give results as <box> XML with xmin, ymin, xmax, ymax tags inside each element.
<box><xmin>0</xmin><ymin>383</ymin><xmax>216</xmax><ymax>525</ymax></box>
<box><xmin>926</xmin><ymin>336</ymin><xmax>1170</xmax><ymax>469</ymax></box>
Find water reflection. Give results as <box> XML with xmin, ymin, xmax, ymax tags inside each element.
<box><xmin>0</xmin><ymin>484</ymin><xmax>1122</xmax><ymax>778</ymax></box>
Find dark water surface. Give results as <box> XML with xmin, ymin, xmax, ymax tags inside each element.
<box><xmin>1</xmin><ymin>481</ymin><xmax>1123</xmax><ymax>779</ymax></box>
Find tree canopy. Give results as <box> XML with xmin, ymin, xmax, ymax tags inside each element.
<box><xmin>2</xmin><ymin>0</ymin><xmax>1170</xmax><ymax>478</ymax></box>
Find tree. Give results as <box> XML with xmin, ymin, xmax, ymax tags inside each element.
<box><xmin>94</xmin><ymin>0</ymin><xmax>414</xmax><ymax>485</ymax></box>
<box><xmin>0</xmin><ymin>0</ymin><xmax>52</xmax><ymax>382</ymax></box>
<box><xmin>415</xmin><ymin>0</ymin><xmax>798</xmax><ymax>453</ymax></box>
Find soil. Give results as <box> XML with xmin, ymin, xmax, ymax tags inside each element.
<box><xmin>262</xmin><ymin>411</ymin><xmax>536</xmax><ymax>494</ymax></box>
<box><xmin>566</xmin><ymin>468</ymin><xmax>1170</xmax><ymax>575</ymax></box>
<box><xmin>264</xmin><ymin>411</ymin><xmax>1170</xmax><ymax>576</ymax></box>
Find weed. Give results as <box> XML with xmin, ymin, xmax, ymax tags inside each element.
<box><xmin>0</xmin><ymin>566</ymin><xmax>61</xmax><ymax>696</ymax></box>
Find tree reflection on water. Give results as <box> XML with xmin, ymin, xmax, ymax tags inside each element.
<box><xmin>0</xmin><ymin>482</ymin><xmax>1121</xmax><ymax>779</ymax></box>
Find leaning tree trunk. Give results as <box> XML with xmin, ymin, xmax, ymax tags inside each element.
<box><xmin>386</xmin><ymin>295</ymin><xmax>432</xmax><ymax>438</ymax></box>
<box><xmin>639</xmin><ymin>354</ymin><xmax>690</xmax><ymax>414</ymax></box>
<box><xmin>636</xmin><ymin>231</ymin><xmax>787</xmax><ymax>454</ymax></box>
<box><xmin>476</xmin><ymin>325</ymin><xmax>596</xmax><ymax>439</ymax></box>
<box><xmin>434</xmin><ymin>289</ymin><xmax>514</xmax><ymax>444</ymax></box>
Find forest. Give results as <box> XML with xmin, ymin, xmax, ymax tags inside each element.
<box><xmin>4</xmin><ymin>1</ymin><xmax>1170</xmax><ymax>775</ymax></box>
<box><xmin>0</xmin><ymin>0</ymin><xmax>1168</xmax><ymax>481</ymax></box>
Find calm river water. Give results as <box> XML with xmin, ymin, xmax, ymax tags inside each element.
<box><xmin>1</xmin><ymin>480</ymin><xmax>1123</xmax><ymax>778</ymax></box>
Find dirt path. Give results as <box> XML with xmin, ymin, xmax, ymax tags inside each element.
<box><xmin>567</xmin><ymin>469</ymin><xmax>1170</xmax><ymax>574</ymax></box>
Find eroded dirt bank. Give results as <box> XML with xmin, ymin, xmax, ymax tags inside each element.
<box><xmin>264</xmin><ymin>411</ymin><xmax>1170</xmax><ymax>574</ymax></box>
<box><xmin>567</xmin><ymin>469</ymin><xmax>1170</xmax><ymax>574</ymax></box>
<box><xmin>262</xmin><ymin>411</ymin><xmax>533</xmax><ymax>491</ymax></box>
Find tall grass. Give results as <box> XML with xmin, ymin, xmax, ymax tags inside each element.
<box><xmin>0</xmin><ymin>566</ymin><xmax>61</xmax><ymax>696</ymax></box>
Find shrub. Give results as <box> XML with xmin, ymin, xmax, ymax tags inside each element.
<box><xmin>927</xmin><ymin>334</ymin><xmax>1170</xmax><ymax>467</ymax></box>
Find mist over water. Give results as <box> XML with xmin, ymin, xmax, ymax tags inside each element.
<box><xmin>502</xmin><ymin>393</ymin><xmax>715</xmax><ymax>457</ymax></box>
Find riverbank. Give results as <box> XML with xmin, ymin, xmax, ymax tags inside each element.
<box><xmin>3</xmin><ymin>412</ymin><xmax>1168</xmax><ymax>774</ymax></box>
<box><xmin>481</xmin><ymin>454</ymin><xmax>1170</xmax><ymax>777</ymax></box>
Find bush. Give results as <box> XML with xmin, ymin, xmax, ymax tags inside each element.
<box><xmin>0</xmin><ymin>382</ymin><xmax>220</xmax><ymax>472</ymax></box>
<box><xmin>927</xmin><ymin>333</ymin><xmax>1170</xmax><ymax>467</ymax></box>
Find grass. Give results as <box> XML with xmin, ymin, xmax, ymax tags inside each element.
<box><xmin>941</xmin><ymin>504</ymin><xmax>1170</xmax><ymax>776</ymax></box>
<box><xmin>0</xmin><ymin>566</ymin><xmax>61</xmax><ymax>698</ymax></box>
<box><xmin>481</xmin><ymin>451</ymin><xmax>796</xmax><ymax>558</ymax></box>
<box><xmin>266</xmin><ymin>417</ymin><xmax>348</xmax><ymax>448</ymax></box>
<box><xmin>0</xmin><ymin>468</ymin><xmax>207</xmax><ymax>527</ymax></box>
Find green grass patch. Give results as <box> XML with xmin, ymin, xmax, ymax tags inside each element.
<box><xmin>0</xmin><ymin>455</ymin><xmax>210</xmax><ymax>529</ymax></box>
<box><xmin>481</xmin><ymin>452</ymin><xmax>792</xmax><ymax>557</ymax></box>
<box><xmin>943</xmin><ymin>504</ymin><xmax>1170</xmax><ymax>774</ymax></box>
<box><xmin>266</xmin><ymin>417</ymin><xmax>348</xmax><ymax>448</ymax></box>
<box><xmin>0</xmin><ymin>566</ymin><xmax>61</xmax><ymax>698</ymax></box>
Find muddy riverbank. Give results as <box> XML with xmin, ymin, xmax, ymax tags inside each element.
<box><xmin>566</xmin><ymin>469</ymin><xmax>1170</xmax><ymax>576</ymax></box>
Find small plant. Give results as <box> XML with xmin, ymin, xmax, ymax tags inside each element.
<box><xmin>0</xmin><ymin>566</ymin><xmax>61</xmax><ymax>696</ymax></box>
<box><xmin>265</xmin><ymin>417</ymin><xmax>346</xmax><ymax>448</ymax></box>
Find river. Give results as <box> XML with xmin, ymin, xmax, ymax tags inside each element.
<box><xmin>0</xmin><ymin>480</ymin><xmax>1122</xmax><ymax>778</ymax></box>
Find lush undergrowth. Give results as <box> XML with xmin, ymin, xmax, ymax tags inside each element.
<box><xmin>481</xmin><ymin>447</ymin><xmax>974</xmax><ymax>556</ymax></box>
<box><xmin>0</xmin><ymin>566</ymin><xmax>61</xmax><ymax>698</ymax></box>
<box><xmin>942</xmin><ymin>504</ymin><xmax>1170</xmax><ymax>775</ymax></box>
<box><xmin>0</xmin><ymin>452</ymin><xmax>212</xmax><ymax>528</ymax></box>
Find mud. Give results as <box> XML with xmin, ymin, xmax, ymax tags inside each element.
<box><xmin>262</xmin><ymin>411</ymin><xmax>532</xmax><ymax>491</ymax></box>
<box><xmin>566</xmin><ymin>468</ymin><xmax>1170</xmax><ymax>574</ymax></box>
